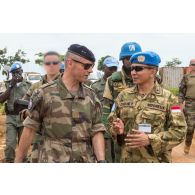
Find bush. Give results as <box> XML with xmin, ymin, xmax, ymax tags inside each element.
<box><xmin>167</xmin><ymin>88</ymin><xmax>179</xmax><ymax>96</ymax></box>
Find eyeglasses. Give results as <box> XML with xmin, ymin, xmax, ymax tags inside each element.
<box><xmin>130</xmin><ymin>66</ymin><xmax>152</xmax><ymax>72</ymax></box>
<box><xmin>72</xmin><ymin>59</ymin><xmax>94</xmax><ymax>70</ymax></box>
<box><xmin>44</xmin><ymin>61</ymin><xmax>60</xmax><ymax>66</ymax></box>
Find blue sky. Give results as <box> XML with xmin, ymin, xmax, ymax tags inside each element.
<box><xmin>0</xmin><ymin>33</ymin><xmax>195</xmax><ymax>81</ymax></box>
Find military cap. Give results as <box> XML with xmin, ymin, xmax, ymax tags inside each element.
<box><xmin>103</xmin><ymin>56</ymin><xmax>119</xmax><ymax>68</ymax></box>
<box><xmin>190</xmin><ymin>59</ymin><xmax>195</xmax><ymax>66</ymax></box>
<box><xmin>130</xmin><ymin>51</ymin><xmax>161</xmax><ymax>67</ymax></box>
<box><xmin>68</xmin><ymin>44</ymin><xmax>95</xmax><ymax>62</ymax></box>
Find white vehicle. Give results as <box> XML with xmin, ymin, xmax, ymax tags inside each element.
<box><xmin>23</xmin><ymin>72</ymin><xmax>42</xmax><ymax>84</ymax></box>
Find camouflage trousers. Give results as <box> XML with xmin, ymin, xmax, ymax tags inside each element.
<box><xmin>4</xmin><ymin>115</ymin><xmax>23</xmax><ymax>163</ymax></box>
<box><xmin>184</xmin><ymin>100</ymin><xmax>195</xmax><ymax>146</ymax></box>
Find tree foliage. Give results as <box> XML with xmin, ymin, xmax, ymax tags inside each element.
<box><xmin>0</xmin><ymin>48</ymin><xmax>29</xmax><ymax>76</ymax></box>
<box><xmin>165</xmin><ymin>58</ymin><xmax>182</xmax><ymax>67</ymax></box>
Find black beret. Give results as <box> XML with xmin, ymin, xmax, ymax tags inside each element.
<box><xmin>68</xmin><ymin>44</ymin><xmax>95</xmax><ymax>62</ymax></box>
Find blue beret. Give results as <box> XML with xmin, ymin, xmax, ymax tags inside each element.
<box><xmin>103</xmin><ymin>57</ymin><xmax>119</xmax><ymax>68</ymax></box>
<box><xmin>68</xmin><ymin>44</ymin><xmax>95</xmax><ymax>62</ymax></box>
<box><xmin>130</xmin><ymin>51</ymin><xmax>161</xmax><ymax>67</ymax></box>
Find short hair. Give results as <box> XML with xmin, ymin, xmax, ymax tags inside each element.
<box><xmin>44</xmin><ymin>51</ymin><xmax>60</xmax><ymax>59</ymax></box>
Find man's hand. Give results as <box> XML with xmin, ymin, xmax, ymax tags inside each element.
<box><xmin>113</xmin><ymin>118</ymin><xmax>124</xmax><ymax>135</ymax></box>
<box><xmin>10</xmin><ymin>77</ymin><xmax>18</xmax><ymax>88</ymax></box>
<box><xmin>124</xmin><ymin>129</ymin><xmax>150</xmax><ymax>148</ymax></box>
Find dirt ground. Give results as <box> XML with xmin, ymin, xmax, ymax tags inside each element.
<box><xmin>0</xmin><ymin>114</ymin><xmax>195</xmax><ymax>163</ymax></box>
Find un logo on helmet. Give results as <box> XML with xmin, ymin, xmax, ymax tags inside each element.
<box><xmin>129</xmin><ymin>45</ymin><xmax>135</xmax><ymax>51</ymax></box>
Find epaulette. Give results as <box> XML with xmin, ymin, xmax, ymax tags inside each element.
<box><xmin>40</xmin><ymin>80</ymin><xmax>56</xmax><ymax>89</ymax></box>
<box><xmin>83</xmin><ymin>83</ymin><xmax>93</xmax><ymax>91</ymax></box>
<box><xmin>90</xmin><ymin>79</ymin><xmax>101</xmax><ymax>86</ymax></box>
<box><xmin>111</xmin><ymin>71</ymin><xmax>122</xmax><ymax>81</ymax></box>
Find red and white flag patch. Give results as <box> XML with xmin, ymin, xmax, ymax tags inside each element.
<box><xmin>171</xmin><ymin>105</ymin><xmax>181</xmax><ymax>113</ymax></box>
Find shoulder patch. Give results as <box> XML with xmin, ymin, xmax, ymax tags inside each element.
<box><xmin>111</xmin><ymin>71</ymin><xmax>122</xmax><ymax>81</ymax></box>
<box><xmin>28</xmin><ymin>89</ymin><xmax>43</xmax><ymax>111</ymax></box>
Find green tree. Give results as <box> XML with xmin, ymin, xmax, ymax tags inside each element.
<box><xmin>164</xmin><ymin>58</ymin><xmax>182</xmax><ymax>67</ymax></box>
<box><xmin>35</xmin><ymin>52</ymin><xmax>65</xmax><ymax>65</ymax></box>
<box><xmin>97</xmin><ymin>55</ymin><xmax>110</xmax><ymax>71</ymax></box>
<box><xmin>0</xmin><ymin>48</ymin><xmax>29</xmax><ymax>77</ymax></box>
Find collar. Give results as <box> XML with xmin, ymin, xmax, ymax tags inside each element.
<box><xmin>57</xmin><ymin>75</ymin><xmax>85</xmax><ymax>100</ymax></box>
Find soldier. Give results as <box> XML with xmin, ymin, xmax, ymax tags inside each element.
<box><xmin>22</xmin><ymin>51</ymin><xmax>61</xmax><ymax>162</ymax></box>
<box><xmin>0</xmin><ymin>62</ymin><xmax>31</xmax><ymax>162</ymax></box>
<box><xmin>91</xmin><ymin>56</ymin><xmax>119</xmax><ymax>103</ymax></box>
<box><xmin>60</xmin><ymin>63</ymin><xmax>65</xmax><ymax>73</ymax></box>
<box><xmin>179</xmin><ymin>59</ymin><xmax>195</xmax><ymax>154</ymax></box>
<box><xmin>109</xmin><ymin>51</ymin><xmax>186</xmax><ymax>163</ymax></box>
<box><xmin>15</xmin><ymin>44</ymin><xmax>106</xmax><ymax>163</ymax></box>
<box><xmin>91</xmin><ymin>56</ymin><xmax>119</xmax><ymax>162</ymax></box>
<box><xmin>102</xmin><ymin>42</ymin><xmax>142</xmax><ymax>162</ymax></box>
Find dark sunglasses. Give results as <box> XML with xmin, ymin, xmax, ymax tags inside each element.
<box><xmin>72</xmin><ymin>59</ymin><xmax>94</xmax><ymax>70</ymax></box>
<box><xmin>44</xmin><ymin>61</ymin><xmax>60</xmax><ymax>66</ymax></box>
<box><xmin>130</xmin><ymin>66</ymin><xmax>152</xmax><ymax>72</ymax></box>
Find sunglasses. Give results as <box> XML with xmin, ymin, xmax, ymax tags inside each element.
<box><xmin>72</xmin><ymin>59</ymin><xmax>94</xmax><ymax>70</ymax></box>
<box><xmin>130</xmin><ymin>66</ymin><xmax>152</xmax><ymax>72</ymax></box>
<box><xmin>44</xmin><ymin>61</ymin><xmax>60</xmax><ymax>66</ymax></box>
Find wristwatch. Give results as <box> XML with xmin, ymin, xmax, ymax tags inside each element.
<box><xmin>98</xmin><ymin>160</ymin><xmax>107</xmax><ymax>163</ymax></box>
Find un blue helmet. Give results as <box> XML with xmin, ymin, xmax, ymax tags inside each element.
<box><xmin>10</xmin><ymin>62</ymin><xmax>22</xmax><ymax>73</ymax></box>
<box><xmin>119</xmin><ymin>42</ymin><xmax>142</xmax><ymax>60</ymax></box>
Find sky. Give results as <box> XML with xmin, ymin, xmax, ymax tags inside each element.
<box><xmin>0</xmin><ymin>33</ymin><xmax>195</xmax><ymax>81</ymax></box>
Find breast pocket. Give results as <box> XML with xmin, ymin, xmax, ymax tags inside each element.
<box><xmin>120</xmin><ymin>107</ymin><xmax>135</xmax><ymax>120</ymax></box>
<box><xmin>141</xmin><ymin>109</ymin><xmax>166</xmax><ymax>132</ymax></box>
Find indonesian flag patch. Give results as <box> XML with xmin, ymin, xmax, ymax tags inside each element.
<box><xmin>171</xmin><ymin>105</ymin><xmax>182</xmax><ymax>113</ymax></box>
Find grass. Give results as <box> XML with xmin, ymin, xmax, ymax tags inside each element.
<box><xmin>167</xmin><ymin>88</ymin><xmax>179</xmax><ymax>96</ymax></box>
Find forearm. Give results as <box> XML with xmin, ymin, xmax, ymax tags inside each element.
<box><xmin>15</xmin><ymin>127</ymin><xmax>36</xmax><ymax>163</ymax></box>
<box><xmin>0</xmin><ymin>88</ymin><xmax>11</xmax><ymax>103</ymax></box>
<box><xmin>92</xmin><ymin>132</ymin><xmax>105</xmax><ymax>161</ymax></box>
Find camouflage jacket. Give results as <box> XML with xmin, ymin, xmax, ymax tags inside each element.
<box><xmin>108</xmin><ymin>83</ymin><xmax>186</xmax><ymax>163</ymax></box>
<box><xmin>179</xmin><ymin>73</ymin><xmax>195</xmax><ymax>103</ymax></box>
<box><xmin>23</xmin><ymin>76</ymin><xmax>106</xmax><ymax>163</ymax></box>
<box><xmin>90</xmin><ymin>77</ymin><xmax>106</xmax><ymax>104</ymax></box>
<box><xmin>102</xmin><ymin>68</ymin><xmax>134</xmax><ymax>132</ymax></box>
<box><xmin>23</xmin><ymin>74</ymin><xmax>60</xmax><ymax>101</ymax></box>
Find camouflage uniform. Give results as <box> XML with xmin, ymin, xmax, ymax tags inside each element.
<box><xmin>179</xmin><ymin>73</ymin><xmax>195</xmax><ymax>147</ymax></box>
<box><xmin>91</xmin><ymin>78</ymin><xmax>113</xmax><ymax>162</ymax></box>
<box><xmin>102</xmin><ymin>68</ymin><xmax>134</xmax><ymax>162</ymax></box>
<box><xmin>4</xmin><ymin>79</ymin><xmax>31</xmax><ymax>162</ymax></box>
<box><xmin>91</xmin><ymin>78</ymin><xmax>106</xmax><ymax>104</ymax></box>
<box><xmin>23</xmin><ymin>76</ymin><xmax>105</xmax><ymax>163</ymax></box>
<box><xmin>23</xmin><ymin>75</ymin><xmax>59</xmax><ymax>162</ymax></box>
<box><xmin>109</xmin><ymin>83</ymin><xmax>186</xmax><ymax>163</ymax></box>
